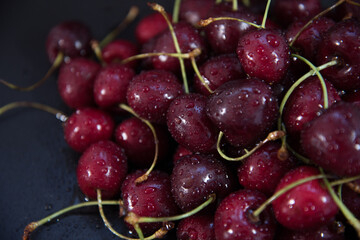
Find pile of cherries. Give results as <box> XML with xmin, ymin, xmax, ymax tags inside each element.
<box><xmin>3</xmin><ymin>0</ymin><xmax>360</xmax><ymax>239</ymax></box>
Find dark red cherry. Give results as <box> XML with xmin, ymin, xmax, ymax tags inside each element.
<box><xmin>342</xmin><ymin>90</ymin><xmax>360</xmax><ymax>108</ymax></box>
<box><xmin>46</xmin><ymin>20</ymin><xmax>92</xmax><ymax>63</ymax></box>
<box><xmin>316</xmin><ymin>19</ymin><xmax>360</xmax><ymax>91</ymax></box>
<box><xmin>193</xmin><ymin>54</ymin><xmax>245</xmax><ymax>96</ymax></box>
<box><xmin>93</xmin><ymin>63</ymin><xmax>135</xmax><ymax>109</ymax></box>
<box><xmin>101</xmin><ymin>39</ymin><xmax>138</xmax><ymax>69</ymax></box>
<box><xmin>121</xmin><ymin>169</ymin><xmax>180</xmax><ymax>235</ymax></box>
<box><xmin>204</xmin><ymin>5</ymin><xmax>258</xmax><ymax>54</ymax></box>
<box><xmin>237</xmin><ymin>28</ymin><xmax>290</xmax><ymax>84</ymax></box>
<box><xmin>114</xmin><ymin>117</ymin><xmax>170</xmax><ymax>168</ymax></box>
<box><xmin>301</xmin><ymin>102</ymin><xmax>360</xmax><ymax>176</ymax></box>
<box><xmin>64</xmin><ymin>108</ymin><xmax>115</xmax><ymax>152</ymax></box>
<box><xmin>176</xmin><ymin>214</ymin><xmax>215</xmax><ymax>240</ymax></box>
<box><xmin>283</xmin><ymin>76</ymin><xmax>340</xmax><ymax>141</ymax></box>
<box><xmin>276</xmin><ymin>223</ymin><xmax>345</xmax><ymax>240</ymax></box>
<box><xmin>171</xmin><ymin>154</ymin><xmax>235</xmax><ymax>212</ymax></box>
<box><xmin>135</xmin><ymin>12</ymin><xmax>171</xmax><ymax>44</ymax></box>
<box><xmin>206</xmin><ymin>79</ymin><xmax>278</xmax><ymax>148</ymax></box>
<box><xmin>237</xmin><ymin>142</ymin><xmax>297</xmax><ymax>196</ymax></box>
<box><xmin>173</xmin><ymin>145</ymin><xmax>193</xmax><ymax>164</ymax></box>
<box><xmin>286</xmin><ymin>17</ymin><xmax>335</xmax><ymax>62</ymax></box>
<box><xmin>273</xmin><ymin>0</ymin><xmax>321</xmax><ymax>27</ymax></box>
<box><xmin>167</xmin><ymin>93</ymin><xmax>218</xmax><ymax>153</ymax></box>
<box><xmin>179</xmin><ymin>0</ymin><xmax>215</xmax><ymax>26</ymax></box>
<box><xmin>214</xmin><ymin>189</ymin><xmax>276</xmax><ymax>240</ymax></box>
<box><xmin>57</xmin><ymin>57</ymin><xmax>100</xmax><ymax>109</ymax></box>
<box><xmin>76</xmin><ymin>140</ymin><xmax>127</xmax><ymax>200</ymax></box>
<box><xmin>126</xmin><ymin>69</ymin><xmax>184</xmax><ymax>124</ymax></box>
<box><xmin>148</xmin><ymin>22</ymin><xmax>207</xmax><ymax>73</ymax></box>
<box><xmin>341</xmin><ymin>181</ymin><xmax>360</xmax><ymax>219</ymax></box>
<box><xmin>272</xmin><ymin>166</ymin><xmax>338</xmax><ymax>230</ymax></box>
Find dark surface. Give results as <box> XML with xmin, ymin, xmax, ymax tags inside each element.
<box><xmin>0</xmin><ymin>1</ymin><xmax>172</xmax><ymax>239</ymax></box>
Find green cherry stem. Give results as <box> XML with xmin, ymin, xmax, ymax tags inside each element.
<box><xmin>347</xmin><ymin>0</ymin><xmax>360</xmax><ymax>7</ymax></box>
<box><xmin>250</xmin><ymin>174</ymin><xmax>329</xmax><ymax>222</ymax></box>
<box><xmin>0</xmin><ymin>101</ymin><xmax>68</xmax><ymax>122</ymax></box>
<box><xmin>190</xmin><ymin>49</ymin><xmax>214</xmax><ymax>95</ymax></box>
<box><xmin>0</xmin><ymin>52</ymin><xmax>63</xmax><ymax>91</ymax></box>
<box><xmin>261</xmin><ymin>0</ymin><xmax>272</xmax><ymax>28</ymax></box>
<box><xmin>172</xmin><ymin>0</ymin><xmax>181</xmax><ymax>23</ymax></box>
<box><xmin>216</xmin><ymin>0</ymin><xmax>222</xmax><ymax>4</ymax></box>
<box><xmin>119</xmin><ymin>104</ymin><xmax>159</xmax><ymax>184</ymax></box>
<box><xmin>330</xmin><ymin>175</ymin><xmax>360</xmax><ymax>187</ymax></box>
<box><xmin>217</xmin><ymin>130</ymin><xmax>285</xmax><ymax>161</ymax></box>
<box><xmin>242</xmin><ymin>0</ymin><xmax>250</xmax><ymax>7</ymax></box>
<box><xmin>320</xmin><ymin>168</ymin><xmax>360</xmax><ymax>238</ymax></box>
<box><xmin>149</xmin><ymin>3</ymin><xmax>189</xmax><ymax>94</ymax></box>
<box><xmin>199</xmin><ymin>16</ymin><xmax>261</xmax><ymax>29</ymax></box>
<box><xmin>232</xmin><ymin>0</ymin><xmax>238</xmax><ymax>11</ymax></box>
<box><xmin>23</xmin><ymin>198</ymin><xmax>120</xmax><ymax>240</ymax></box>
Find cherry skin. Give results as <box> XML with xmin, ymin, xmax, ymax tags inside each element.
<box><xmin>171</xmin><ymin>154</ymin><xmax>235</xmax><ymax>212</ymax></box>
<box><xmin>114</xmin><ymin>117</ymin><xmax>171</xmax><ymax>168</ymax></box>
<box><xmin>193</xmin><ymin>54</ymin><xmax>245</xmax><ymax>96</ymax></box>
<box><xmin>206</xmin><ymin>78</ymin><xmax>279</xmax><ymax>148</ymax></box>
<box><xmin>172</xmin><ymin>145</ymin><xmax>193</xmax><ymax>164</ymax></box>
<box><xmin>276</xmin><ymin>223</ymin><xmax>345</xmax><ymax>240</ymax></box>
<box><xmin>76</xmin><ymin>140</ymin><xmax>128</xmax><ymax>200</ymax></box>
<box><xmin>316</xmin><ymin>19</ymin><xmax>360</xmax><ymax>91</ymax></box>
<box><xmin>283</xmin><ymin>76</ymin><xmax>340</xmax><ymax>142</ymax></box>
<box><xmin>126</xmin><ymin>69</ymin><xmax>183</xmax><ymax>124</ymax></box>
<box><xmin>121</xmin><ymin>169</ymin><xmax>180</xmax><ymax>236</ymax></box>
<box><xmin>237</xmin><ymin>142</ymin><xmax>297</xmax><ymax>196</ymax></box>
<box><xmin>341</xmin><ymin>181</ymin><xmax>360</xmax><ymax>219</ymax></box>
<box><xmin>301</xmin><ymin>102</ymin><xmax>360</xmax><ymax>177</ymax></box>
<box><xmin>272</xmin><ymin>166</ymin><xmax>338</xmax><ymax>230</ymax></box>
<box><xmin>214</xmin><ymin>189</ymin><xmax>276</xmax><ymax>240</ymax></box>
<box><xmin>101</xmin><ymin>39</ymin><xmax>138</xmax><ymax>69</ymax></box>
<box><xmin>176</xmin><ymin>214</ymin><xmax>215</xmax><ymax>240</ymax></box>
<box><xmin>45</xmin><ymin>20</ymin><xmax>92</xmax><ymax>63</ymax></box>
<box><xmin>57</xmin><ymin>57</ymin><xmax>100</xmax><ymax>109</ymax></box>
<box><xmin>237</xmin><ymin>28</ymin><xmax>290</xmax><ymax>85</ymax></box>
<box><xmin>166</xmin><ymin>93</ymin><xmax>218</xmax><ymax>153</ymax></box>
<box><xmin>135</xmin><ymin>12</ymin><xmax>171</xmax><ymax>44</ymax></box>
<box><xmin>93</xmin><ymin>63</ymin><xmax>135</xmax><ymax>109</ymax></box>
<box><xmin>63</xmin><ymin>108</ymin><xmax>115</xmax><ymax>152</ymax></box>
<box><xmin>342</xmin><ymin>90</ymin><xmax>360</xmax><ymax>108</ymax></box>
<box><xmin>179</xmin><ymin>0</ymin><xmax>215</xmax><ymax>26</ymax></box>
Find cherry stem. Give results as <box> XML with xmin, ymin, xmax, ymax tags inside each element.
<box><xmin>232</xmin><ymin>0</ymin><xmax>238</xmax><ymax>11</ymax></box>
<box><xmin>23</xmin><ymin>199</ymin><xmax>119</xmax><ymax>240</ymax></box>
<box><xmin>172</xmin><ymin>0</ymin><xmax>181</xmax><ymax>23</ymax></box>
<box><xmin>217</xmin><ymin>130</ymin><xmax>285</xmax><ymax>161</ymax></box>
<box><xmin>347</xmin><ymin>0</ymin><xmax>360</xmax><ymax>7</ymax></box>
<box><xmin>121</xmin><ymin>48</ymin><xmax>200</xmax><ymax>65</ymax></box>
<box><xmin>261</xmin><ymin>0</ymin><xmax>272</xmax><ymax>28</ymax></box>
<box><xmin>320</xmin><ymin>168</ymin><xmax>360</xmax><ymax>238</ymax></box>
<box><xmin>0</xmin><ymin>101</ymin><xmax>67</xmax><ymax>122</ymax></box>
<box><xmin>91</xmin><ymin>40</ymin><xmax>106</xmax><ymax>66</ymax></box>
<box><xmin>119</xmin><ymin>104</ymin><xmax>159</xmax><ymax>184</ymax></box>
<box><xmin>216</xmin><ymin>0</ymin><xmax>222</xmax><ymax>4</ymax></box>
<box><xmin>345</xmin><ymin>181</ymin><xmax>360</xmax><ymax>194</ymax></box>
<box><xmin>199</xmin><ymin>16</ymin><xmax>261</xmax><ymax>29</ymax></box>
<box><xmin>292</xmin><ymin>54</ymin><xmax>329</xmax><ymax>109</ymax></box>
<box><xmin>330</xmin><ymin>175</ymin><xmax>360</xmax><ymax>187</ymax></box>
<box><xmin>285</xmin><ymin>143</ymin><xmax>311</xmax><ymax>164</ymax></box>
<box><xmin>0</xmin><ymin>52</ymin><xmax>63</xmax><ymax>91</ymax></box>
<box><xmin>126</xmin><ymin>194</ymin><xmax>216</xmax><ymax>226</ymax></box>
<box><xmin>149</xmin><ymin>3</ymin><xmax>189</xmax><ymax>94</ymax></box>
<box><xmin>289</xmin><ymin>0</ymin><xmax>345</xmax><ymax>47</ymax></box>
<box><xmin>251</xmin><ymin>174</ymin><xmax>328</xmax><ymax>222</ymax></box>
<box><xmin>99</xmin><ymin>6</ymin><xmax>139</xmax><ymax>48</ymax></box>
<box><xmin>190</xmin><ymin>49</ymin><xmax>214</xmax><ymax>94</ymax></box>
<box><xmin>242</xmin><ymin>0</ymin><xmax>250</xmax><ymax>7</ymax></box>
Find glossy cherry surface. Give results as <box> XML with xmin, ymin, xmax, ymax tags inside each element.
<box><xmin>101</xmin><ymin>39</ymin><xmax>138</xmax><ymax>69</ymax></box>
<box><xmin>176</xmin><ymin>214</ymin><xmax>215</xmax><ymax>240</ymax></box>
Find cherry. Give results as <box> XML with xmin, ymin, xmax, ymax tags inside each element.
<box><xmin>237</xmin><ymin>28</ymin><xmax>290</xmax><ymax>84</ymax></box>
<box><xmin>173</xmin><ymin>145</ymin><xmax>193</xmax><ymax>164</ymax></box>
<box><xmin>45</xmin><ymin>20</ymin><xmax>92</xmax><ymax>63</ymax></box>
<box><xmin>193</xmin><ymin>54</ymin><xmax>245</xmax><ymax>96</ymax></box>
<box><xmin>341</xmin><ymin>182</ymin><xmax>360</xmax><ymax>219</ymax></box>
<box><xmin>301</xmin><ymin>102</ymin><xmax>360</xmax><ymax>177</ymax></box>
<box><xmin>93</xmin><ymin>63</ymin><xmax>135</xmax><ymax>109</ymax></box>
<box><xmin>283</xmin><ymin>76</ymin><xmax>340</xmax><ymax>142</ymax></box>
<box><xmin>179</xmin><ymin>0</ymin><xmax>215</xmax><ymax>26</ymax></box>
<box><xmin>204</xmin><ymin>5</ymin><xmax>258</xmax><ymax>54</ymax></box>
<box><xmin>121</xmin><ymin>169</ymin><xmax>180</xmax><ymax>236</ymax></box>
<box><xmin>114</xmin><ymin>117</ymin><xmax>171</xmax><ymax>168</ymax></box>
<box><xmin>214</xmin><ymin>189</ymin><xmax>276</xmax><ymax>240</ymax></box>
<box><xmin>166</xmin><ymin>93</ymin><xmax>218</xmax><ymax>153</ymax></box>
<box><xmin>206</xmin><ymin>78</ymin><xmax>279</xmax><ymax>148</ymax></box>
<box><xmin>237</xmin><ymin>142</ymin><xmax>297</xmax><ymax>196</ymax></box>
<box><xmin>273</xmin><ymin>0</ymin><xmax>321</xmax><ymax>27</ymax></box>
<box><xmin>64</xmin><ymin>108</ymin><xmax>115</xmax><ymax>152</ymax></box>
<box><xmin>57</xmin><ymin>57</ymin><xmax>100</xmax><ymax>109</ymax></box>
<box><xmin>171</xmin><ymin>154</ymin><xmax>235</xmax><ymax>212</ymax></box>
<box><xmin>76</xmin><ymin>140</ymin><xmax>128</xmax><ymax>200</ymax></box>
<box><xmin>316</xmin><ymin>18</ymin><xmax>360</xmax><ymax>91</ymax></box>
<box><xmin>135</xmin><ymin>12</ymin><xmax>171</xmax><ymax>44</ymax></box>
<box><xmin>126</xmin><ymin>69</ymin><xmax>184</xmax><ymax>124</ymax></box>
<box><xmin>101</xmin><ymin>39</ymin><xmax>138</xmax><ymax>69</ymax></box>
<box><xmin>272</xmin><ymin>166</ymin><xmax>338</xmax><ymax>230</ymax></box>
<box><xmin>176</xmin><ymin>214</ymin><xmax>215</xmax><ymax>240</ymax></box>
<box><xmin>342</xmin><ymin>90</ymin><xmax>360</xmax><ymax>107</ymax></box>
